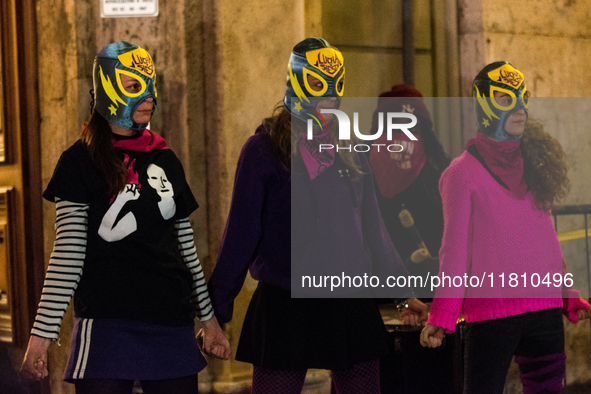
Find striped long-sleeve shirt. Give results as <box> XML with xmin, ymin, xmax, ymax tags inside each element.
<box><xmin>31</xmin><ymin>199</ymin><xmax>213</xmax><ymax>340</ymax></box>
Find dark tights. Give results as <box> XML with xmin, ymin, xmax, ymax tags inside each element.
<box><xmin>74</xmin><ymin>374</ymin><xmax>198</xmax><ymax>394</ymax></box>
<box><xmin>463</xmin><ymin>308</ymin><xmax>565</xmax><ymax>394</ymax></box>
<box><xmin>251</xmin><ymin>359</ymin><xmax>380</xmax><ymax>394</ymax></box>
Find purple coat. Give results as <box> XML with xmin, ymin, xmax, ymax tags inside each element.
<box><xmin>208</xmin><ymin>126</ymin><xmax>409</xmax><ymax>324</ymax></box>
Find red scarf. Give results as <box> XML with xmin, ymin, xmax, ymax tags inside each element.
<box><xmin>466</xmin><ymin>133</ymin><xmax>527</xmax><ymax>199</ymax></box>
<box><xmin>369</xmin><ymin>132</ymin><xmax>426</xmax><ymax>198</ymax></box>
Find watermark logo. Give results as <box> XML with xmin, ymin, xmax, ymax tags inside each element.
<box><xmin>305</xmin><ymin>109</ymin><xmax>417</xmax><ymax>153</ymax></box>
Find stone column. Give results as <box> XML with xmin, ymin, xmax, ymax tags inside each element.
<box><xmin>201</xmin><ymin>0</ymin><xmax>305</xmax><ymax>391</ymax></box>
<box><xmin>35</xmin><ymin>0</ymin><xmax>328</xmax><ymax>392</ymax></box>
<box><xmin>37</xmin><ymin>0</ymin><xmax>96</xmax><ymax>392</ymax></box>
<box><xmin>457</xmin><ymin>0</ymin><xmax>485</xmax><ymax>147</ymax></box>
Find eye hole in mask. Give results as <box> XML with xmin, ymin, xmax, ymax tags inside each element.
<box><xmin>116</xmin><ymin>69</ymin><xmax>147</xmax><ymax>97</ymax></box>
<box><xmin>303</xmin><ymin>67</ymin><xmax>328</xmax><ymax>96</ymax></box>
<box><xmin>490</xmin><ymin>85</ymin><xmax>516</xmax><ymax>111</ymax></box>
<box><xmin>336</xmin><ymin>70</ymin><xmax>345</xmax><ymax>97</ymax></box>
<box><xmin>522</xmin><ymin>88</ymin><xmax>530</xmax><ymax>109</ymax></box>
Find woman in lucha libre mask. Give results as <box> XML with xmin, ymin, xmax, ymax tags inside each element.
<box><xmin>206</xmin><ymin>37</ymin><xmax>428</xmax><ymax>393</ymax></box>
<box><xmin>421</xmin><ymin>61</ymin><xmax>590</xmax><ymax>394</ymax></box>
<box><xmin>20</xmin><ymin>42</ymin><xmax>229</xmax><ymax>394</ymax></box>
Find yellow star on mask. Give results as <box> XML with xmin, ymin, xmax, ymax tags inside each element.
<box><xmin>109</xmin><ymin>104</ymin><xmax>118</xmax><ymax>115</ymax></box>
<box><xmin>482</xmin><ymin>118</ymin><xmax>490</xmax><ymax>128</ymax></box>
<box><xmin>294</xmin><ymin>101</ymin><xmax>303</xmax><ymax>112</ymax></box>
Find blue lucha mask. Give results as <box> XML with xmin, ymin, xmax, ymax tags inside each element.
<box><xmin>472</xmin><ymin>61</ymin><xmax>529</xmax><ymax>141</ymax></box>
<box><xmin>93</xmin><ymin>42</ymin><xmax>157</xmax><ymax>130</ymax></box>
<box><xmin>283</xmin><ymin>38</ymin><xmax>345</xmax><ymax>122</ymax></box>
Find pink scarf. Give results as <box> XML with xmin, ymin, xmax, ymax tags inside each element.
<box><xmin>299</xmin><ymin>128</ymin><xmax>335</xmax><ymax>180</ymax></box>
<box><xmin>466</xmin><ymin>133</ymin><xmax>527</xmax><ymax>199</ymax></box>
<box><xmin>108</xmin><ymin>129</ymin><xmax>169</xmax><ymax>202</ymax></box>
<box><xmin>112</xmin><ymin>128</ymin><xmax>168</xmax><ymax>151</ymax></box>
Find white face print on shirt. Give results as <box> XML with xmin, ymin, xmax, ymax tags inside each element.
<box><xmin>147</xmin><ymin>164</ymin><xmax>176</xmax><ymax>220</ymax></box>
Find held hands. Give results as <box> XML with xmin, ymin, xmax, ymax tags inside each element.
<box><xmin>420</xmin><ymin>324</ymin><xmax>445</xmax><ymax>348</ymax></box>
<box><xmin>19</xmin><ymin>335</ymin><xmax>51</xmax><ymax>380</ymax></box>
<box><xmin>196</xmin><ymin>316</ymin><xmax>231</xmax><ymax>360</ymax></box>
<box><xmin>578</xmin><ymin>307</ymin><xmax>590</xmax><ymax>321</ymax></box>
<box><xmin>563</xmin><ymin>297</ymin><xmax>591</xmax><ymax>324</ymax></box>
<box><xmin>399</xmin><ymin>298</ymin><xmax>429</xmax><ymax>326</ymax></box>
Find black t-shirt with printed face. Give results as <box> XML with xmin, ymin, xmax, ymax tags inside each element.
<box><xmin>44</xmin><ymin>140</ymin><xmax>199</xmax><ymax>326</ymax></box>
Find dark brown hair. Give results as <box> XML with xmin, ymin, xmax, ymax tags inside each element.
<box><xmin>263</xmin><ymin>104</ymin><xmax>363</xmax><ymax>179</ymax></box>
<box><xmin>263</xmin><ymin>104</ymin><xmax>292</xmax><ymax>170</ymax></box>
<box><xmin>415</xmin><ymin>121</ymin><xmax>451</xmax><ymax>210</ymax></box>
<box><xmin>80</xmin><ymin>111</ymin><xmax>128</xmax><ymax>196</ymax></box>
<box><xmin>521</xmin><ymin>117</ymin><xmax>570</xmax><ymax>213</ymax></box>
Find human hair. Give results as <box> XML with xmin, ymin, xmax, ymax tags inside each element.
<box><xmin>263</xmin><ymin>104</ymin><xmax>363</xmax><ymax>179</ymax></box>
<box><xmin>416</xmin><ymin>122</ymin><xmax>451</xmax><ymax>208</ymax></box>
<box><xmin>520</xmin><ymin>117</ymin><xmax>570</xmax><ymax>213</ymax></box>
<box><xmin>421</xmin><ymin>123</ymin><xmax>451</xmax><ymax>176</ymax></box>
<box><xmin>80</xmin><ymin>111</ymin><xmax>128</xmax><ymax>196</ymax></box>
<box><xmin>263</xmin><ymin>104</ymin><xmax>292</xmax><ymax>170</ymax></box>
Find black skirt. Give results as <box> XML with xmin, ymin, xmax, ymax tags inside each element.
<box><xmin>235</xmin><ymin>282</ymin><xmax>388</xmax><ymax>371</ymax></box>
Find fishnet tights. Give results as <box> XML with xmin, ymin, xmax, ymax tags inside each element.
<box><xmin>251</xmin><ymin>359</ymin><xmax>380</xmax><ymax>394</ymax></box>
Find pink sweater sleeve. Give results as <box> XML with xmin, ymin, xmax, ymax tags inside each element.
<box><xmin>427</xmin><ymin>162</ymin><xmax>473</xmax><ymax>333</ymax></box>
<box><xmin>562</xmin><ymin>259</ymin><xmax>591</xmax><ymax>323</ymax></box>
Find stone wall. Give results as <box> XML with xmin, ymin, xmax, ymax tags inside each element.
<box><xmin>459</xmin><ymin>0</ymin><xmax>591</xmax><ymax>391</ymax></box>
<box><xmin>35</xmin><ymin>0</ymin><xmax>304</xmax><ymax>392</ymax></box>
<box><xmin>33</xmin><ymin>0</ymin><xmax>591</xmax><ymax>392</ymax></box>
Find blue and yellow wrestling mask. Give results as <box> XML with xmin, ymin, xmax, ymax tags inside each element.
<box><xmin>472</xmin><ymin>61</ymin><xmax>529</xmax><ymax>141</ymax></box>
<box><xmin>284</xmin><ymin>37</ymin><xmax>345</xmax><ymax>122</ymax></box>
<box><xmin>93</xmin><ymin>42</ymin><xmax>157</xmax><ymax>130</ymax></box>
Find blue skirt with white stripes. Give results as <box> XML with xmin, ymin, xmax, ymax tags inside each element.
<box><xmin>64</xmin><ymin>317</ymin><xmax>206</xmax><ymax>381</ymax></box>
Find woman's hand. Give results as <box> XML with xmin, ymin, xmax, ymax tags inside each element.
<box><xmin>197</xmin><ymin>316</ymin><xmax>231</xmax><ymax>360</ymax></box>
<box><xmin>578</xmin><ymin>308</ymin><xmax>590</xmax><ymax>321</ymax></box>
<box><xmin>563</xmin><ymin>296</ymin><xmax>591</xmax><ymax>324</ymax></box>
<box><xmin>19</xmin><ymin>336</ymin><xmax>51</xmax><ymax>380</ymax></box>
<box><xmin>399</xmin><ymin>298</ymin><xmax>429</xmax><ymax>326</ymax></box>
<box><xmin>420</xmin><ymin>324</ymin><xmax>445</xmax><ymax>348</ymax></box>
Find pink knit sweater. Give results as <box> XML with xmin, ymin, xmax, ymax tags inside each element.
<box><xmin>427</xmin><ymin>151</ymin><xmax>566</xmax><ymax>333</ymax></box>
